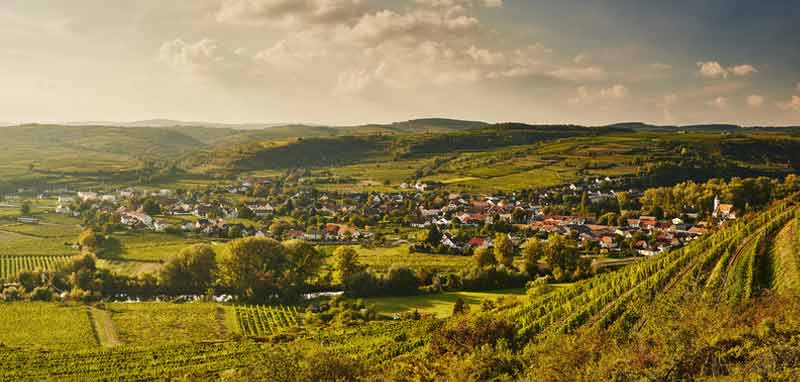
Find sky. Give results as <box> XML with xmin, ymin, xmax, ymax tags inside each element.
<box><xmin>1</xmin><ymin>0</ymin><xmax>799</xmax><ymax>126</ymax></box>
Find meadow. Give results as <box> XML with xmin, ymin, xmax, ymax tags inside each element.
<box><xmin>363</xmin><ymin>288</ymin><xmax>527</xmax><ymax>317</ymax></box>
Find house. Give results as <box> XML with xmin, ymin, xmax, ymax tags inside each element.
<box><xmin>120</xmin><ymin>212</ymin><xmax>154</xmax><ymax>229</ymax></box>
<box><xmin>712</xmin><ymin>196</ymin><xmax>736</xmax><ymax>220</ymax></box>
<box><xmin>599</xmin><ymin>236</ymin><xmax>617</xmax><ymax>249</ymax></box>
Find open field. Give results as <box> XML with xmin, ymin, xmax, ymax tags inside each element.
<box><xmin>343</xmin><ymin>244</ymin><xmax>474</xmax><ymax>272</ymax></box>
<box><xmin>364</xmin><ymin>288</ymin><xmax>528</xmax><ymax>317</ymax></box>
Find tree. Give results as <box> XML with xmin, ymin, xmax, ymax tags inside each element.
<box><xmin>452</xmin><ymin>297</ymin><xmax>468</xmax><ymax>315</ymax></box>
<box><xmin>493</xmin><ymin>233</ymin><xmax>515</xmax><ymax>268</ymax></box>
<box><xmin>521</xmin><ymin>237</ymin><xmax>544</xmax><ymax>276</ymax></box>
<box><xmin>383</xmin><ymin>266</ymin><xmax>419</xmax><ymax>296</ymax></box>
<box><xmin>141</xmin><ymin>198</ymin><xmax>161</xmax><ymax>216</ymax></box>
<box><xmin>20</xmin><ymin>201</ymin><xmax>31</xmax><ymax>216</ymax></box>
<box><xmin>283</xmin><ymin>240</ymin><xmax>324</xmax><ymax>286</ymax></box>
<box><xmin>543</xmin><ymin>234</ymin><xmax>579</xmax><ymax>281</ymax></box>
<box><xmin>78</xmin><ymin>228</ymin><xmax>100</xmax><ymax>252</ymax></box>
<box><xmin>160</xmin><ymin>244</ymin><xmax>217</xmax><ymax>294</ymax></box>
<box><xmin>332</xmin><ymin>246</ymin><xmax>365</xmax><ymax>286</ymax></box>
<box><xmin>579</xmin><ymin>191</ymin><xmax>589</xmax><ymax>216</ymax></box>
<box><xmin>218</xmin><ymin>237</ymin><xmax>287</xmax><ymax>301</ymax></box>
<box><xmin>237</xmin><ymin>203</ymin><xmax>255</xmax><ymax>219</ymax></box>
<box><xmin>472</xmin><ymin>246</ymin><xmax>496</xmax><ymax>267</ymax></box>
<box><xmin>425</xmin><ymin>225</ymin><xmax>443</xmax><ymax>247</ymax></box>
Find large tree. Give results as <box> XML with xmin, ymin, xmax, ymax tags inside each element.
<box><xmin>160</xmin><ymin>244</ymin><xmax>217</xmax><ymax>294</ymax></box>
<box><xmin>493</xmin><ymin>233</ymin><xmax>515</xmax><ymax>268</ymax></box>
<box><xmin>521</xmin><ymin>237</ymin><xmax>544</xmax><ymax>276</ymax></box>
<box><xmin>332</xmin><ymin>246</ymin><xmax>365</xmax><ymax>286</ymax></box>
<box><xmin>543</xmin><ymin>234</ymin><xmax>579</xmax><ymax>281</ymax></box>
<box><xmin>472</xmin><ymin>246</ymin><xmax>496</xmax><ymax>268</ymax></box>
<box><xmin>218</xmin><ymin>237</ymin><xmax>288</xmax><ymax>301</ymax></box>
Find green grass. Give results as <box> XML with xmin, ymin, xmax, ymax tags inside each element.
<box><xmin>364</xmin><ymin>288</ymin><xmax>529</xmax><ymax>318</ymax></box>
<box><xmin>340</xmin><ymin>245</ymin><xmax>473</xmax><ymax>272</ymax></box>
<box><xmin>101</xmin><ymin>232</ymin><xmax>221</xmax><ymax>262</ymax></box>
<box><xmin>0</xmin><ymin>230</ymin><xmax>78</xmax><ymax>256</ymax></box>
<box><xmin>107</xmin><ymin>302</ymin><xmax>230</xmax><ymax>345</ymax></box>
<box><xmin>0</xmin><ymin>303</ymin><xmax>97</xmax><ymax>348</ymax></box>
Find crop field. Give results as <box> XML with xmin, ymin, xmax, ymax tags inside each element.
<box><xmin>513</xmin><ymin>199</ymin><xmax>799</xmax><ymax>339</ymax></box>
<box><xmin>0</xmin><ymin>255</ymin><xmax>70</xmax><ymax>281</ymax></box>
<box><xmin>0</xmin><ymin>303</ymin><xmax>97</xmax><ymax>348</ymax></box>
<box><xmin>235</xmin><ymin>305</ymin><xmax>303</xmax><ymax>336</ymax></box>
<box><xmin>107</xmin><ymin>302</ymin><xmax>231</xmax><ymax>345</ymax></box>
<box><xmin>0</xmin><ymin>230</ymin><xmax>78</xmax><ymax>256</ymax></box>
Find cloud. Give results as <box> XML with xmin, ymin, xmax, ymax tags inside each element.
<box><xmin>731</xmin><ymin>64</ymin><xmax>757</xmax><ymax>76</ymax></box>
<box><xmin>215</xmin><ymin>0</ymin><xmax>365</xmax><ymax>27</ymax></box>
<box><xmin>746</xmin><ymin>94</ymin><xmax>764</xmax><ymax>108</ymax></box>
<box><xmin>778</xmin><ymin>95</ymin><xmax>800</xmax><ymax>112</ymax></box>
<box><xmin>157</xmin><ymin>38</ymin><xmax>221</xmax><ymax>73</ymax></box>
<box><xmin>600</xmin><ymin>84</ymin><xmax>628</xmax><ymax>99</ymax></box>
<box><xmin>568</xmin><ymin>84</ymin><xmax>627</xmax><ymax>104</ymax></box>
<box><xmin>707</xmin><ymin>96</ymin><xmax>728</xmax><ymax>109</ymax></box>
<box><xmin>547</xmin><ymin>66</ymin><xmax>606</xmax><ymax>82</ymax></box>
<box><xmin>479</xmin><ymin>0</ymin><xmax>503</xmax><ymax>7</ymax></box>
<box><xmin>651</xmin><ymin>62</ymin><xmax>672</xmax><ymax>71</ymax></box>
<box><xmin>697</xmin><ymin>61</ymin><xmax>728</xmax><ymax>78</ymax></box>
<box><xmin>697</xmin><ymin>61</ymin><xmax>757</xmax><ymax>79</ymax></box>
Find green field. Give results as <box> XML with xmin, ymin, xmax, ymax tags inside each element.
<box><xmin>364</xmin><ymin>288</ymin><xmax>528</xmax><ymax>317</ymax></box>
<box><xmin>0</xmin><ymin>303</ymin><xmax>97</xmax><ymax>348</ymax></box>
<box><xmin>345</xmin><ymin>244</ymin><xmax>473</xmax><ymax>272</ymax></box>
<box><xmin>107</xmin><ymin>302</ymin><xmax>231</xmax><ymax>345</ymax></box>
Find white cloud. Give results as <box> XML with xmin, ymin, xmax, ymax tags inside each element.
<box><xmin>573</xmin><ymin>52</ymin><xmax>590</xmax><ymax>64</ymax></box>
<box><xmin>697</xmin><ymin>61</ymin><xmax>757</xmax><ymax>79</ymax></box>
<box><xmin>778</xmin><ymin>95</ymin><xmax>800</xmax><ymax>112</ymax></box>
<box><xmin>600</xmin><ymin>84</ymin><xmax>628</xmax><ymax>99</ymax></box>
<box><xmin>697</xmin><ymin>61</ymin><xmax>728</xmax><ymax>78</ymax></box>
<box><xmin>746</xmin><ymin>94</ymin><xmax>764</xmax><ymax>108</ymax></box>
<box><xmin>731</xmin><ymin>64</ymin><xmax>757</xmax><ymax>76</ymax></box>
<box><xmin>215</xmin><ymin>0</ymin><xmax>365</xmax><ymax>27</ymax></box>
<box><xmin>707</xmin><ymin>96</ymin><xmax>728</xmax><ymax>109</ymax></box>
<box><xmin>548</xmin><ymin>66</ymin><xmax>606</xmax><ymax>82</ymax></box>
<box><xmin>480</xmin><ymin>0</ymin><xmax>503</xmax><ymax>7</ymax></box>
<box><xmin>568</xmin><ymin>84</ymin><xmax>627</xmax><ymax>104</ymax></box>
<box><xmin>157</xmin><ymin>38</ymin><xmax>222</xmax><ymax>73</ymax></box>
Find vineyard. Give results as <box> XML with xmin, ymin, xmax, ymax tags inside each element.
<box><xmin>513</xmin><ymin>198</ymin><xmax>800</xmax><ymax>340</ymax></box>
<box><xmin>0</xmin><ymin>255</ymin><xmax>70</xmax><ymax>281</ymax></box>
<box><xmin>235</xmin><ymin>305</ymin><xmax>303</xmax><ymax>336</ymax></box>
<box><xmin>0</xmin><ymin>313</ymin><xmax>435</xmax><ymax>380</ymax></box>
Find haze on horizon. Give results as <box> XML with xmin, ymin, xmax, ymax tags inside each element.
<box><xmin>1</xmin><ymin>0</ymin><xmax>799</xmax><ymax>126</ymax></box>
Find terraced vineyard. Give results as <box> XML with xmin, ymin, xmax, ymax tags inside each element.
<box><xmin>514</xmin><ymin>198</ymin><xmax>800</xmax><ymax>340</ymax></box>
<box><xmin>0</xmin><ymin>255</ymin><xmax>70</xmax><ymax>281</ymax></box>
<box><xmin>234</xmin><ymin>305</ymin><xmax>303</xmax><ymax>336</ymax></box>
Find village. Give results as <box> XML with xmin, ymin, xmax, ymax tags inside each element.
<box><xmin>4</xmin><ymin>174</ymin><xmax>738</xmax><ymax>262</ymax></box>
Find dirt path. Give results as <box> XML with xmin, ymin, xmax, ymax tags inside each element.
<box><xmin>88</xmin><ymin>306</ymin><xmax>122</xmax><ymax>347</ymax></box>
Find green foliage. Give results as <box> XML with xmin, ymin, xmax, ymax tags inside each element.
<box><xmin>472</xmin><ymin>246</ymin><xmax>496</xmax><ymax>268</ymax></box>
<box><xmin>159</xmin><ymin>244</ymin><xmax>217</xmax><ymax>294</ymax></box>
<box><xmin>493</xmin><ymin>234</ymin><xmax>515</xmax><ymax>268</ymax></box>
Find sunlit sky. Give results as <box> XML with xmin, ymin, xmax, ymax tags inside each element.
<box><xmin>1</xmin><ymin>0</ymin><xmax>799</xmax><ymax>126</ymax></box>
